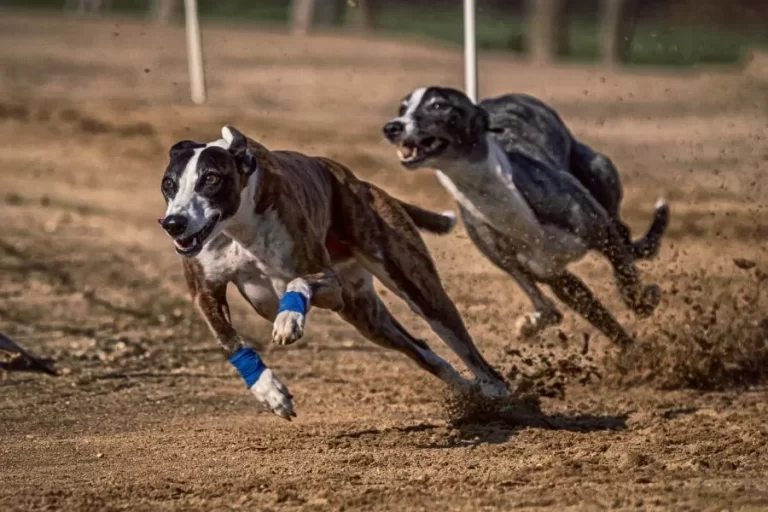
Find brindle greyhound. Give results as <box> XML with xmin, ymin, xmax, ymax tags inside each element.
<box><xmin>158</xmin><ymin>126</ymin><xmax>508</xmax><ymax>420</ymax></box>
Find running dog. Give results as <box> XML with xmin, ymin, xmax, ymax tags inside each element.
<box><xmin>158</xmin><ymin>125</ymin><xmax>509</xmax><ymax>420</ymax></box>
<box><xmin>383</xmin><ymin>87</ymin><xmax>669</xmax><ymax>346</ymax></box>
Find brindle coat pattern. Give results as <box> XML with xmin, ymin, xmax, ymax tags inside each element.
<box><xmin>162</xmin><ymin>126</ymin><xmax>508</xmax><ymax>419</ymax></box>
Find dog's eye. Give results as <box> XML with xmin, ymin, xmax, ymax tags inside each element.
<box><xmin>204</xmin><ymin>174</ymin><xmax>220</xmax><ymax>186</ymax></box>
<box><xmin>161</xmin><ymin>177</ymin><xmax>174</xmax><ymax>195</ymax></box>
<box><xmin>430</xmin><ymin>102</ymin><xmax>450</xmax><ymax>112</ymax></box>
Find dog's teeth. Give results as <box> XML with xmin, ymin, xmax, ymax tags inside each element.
<box><xmin>397</xmin><ymin>145</ymin><xmax>418</xmax><ymax>161</ymax></box>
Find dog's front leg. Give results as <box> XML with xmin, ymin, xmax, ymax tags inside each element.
<box><xmin>272</xmin><ymin>270</ymin><xmax>344</xmax><ymax>346</ymax></box>
<box><xmin>183</xmin><ymin>261</ymin><xmax>296</xmax><ymax>420</ymax></box>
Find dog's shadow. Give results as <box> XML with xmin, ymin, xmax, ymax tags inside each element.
<box><xmin>334</xmin><ymin>396</ymin><xmax>628</xmax><ymax>448</ymax></box>
<box><xmin>447</xmin><ymin>411</ymin><xmax>628</xmax><ymax>447</ymax></box>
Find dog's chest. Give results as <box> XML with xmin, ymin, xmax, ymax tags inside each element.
<box><xmin>224</xmin><ymin>208</ymin><xmax>296</xmax><ymax>278</ymax></box>
<box><xmin>437</xmin><ymin>144</ymin><xmax>587</xmax><ymax>277</ymax></box>
<box><xmin>196</xmin><ymin>236</ymin><xmax>260</xmax><ymax>283</ymax></box>
<box><xmin>436</xmin><ymin>152</ymin><xmax>542</xmax><ymax>245</ymax></box>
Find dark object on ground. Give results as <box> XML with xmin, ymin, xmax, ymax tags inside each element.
<box><xmin>0</xmin><ymin>332</ymin><xmax>58</xmax><ymax>376</ymax></box>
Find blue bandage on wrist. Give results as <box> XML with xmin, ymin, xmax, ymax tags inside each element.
<box><xmin>229</xmin><ymin>347</ymin><xmax>267</xmax><ymax>388</ymax></box>
<box><xmin>278</xmin><ymin>291</ymin><xmax>308</xmax><ymax>315</ymax></box>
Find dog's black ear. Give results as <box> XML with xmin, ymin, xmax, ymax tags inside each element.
<box><xmin>169</xmin><ymin>140</ymin><xmax>204</xmax><ymax>159</ymax></box>
<box><xmin>222</xmin><ymin>125</ymin><xmax>258</xmax><ymax>176</ymax></box>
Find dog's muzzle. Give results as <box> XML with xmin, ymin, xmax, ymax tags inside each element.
<box><xmin>383</xmin><ymin>120</ymin><xmax>405</xmax><ymax>141</ymax></box>
<box><xmin>159</xmin><ymin>213</ymin><xmax>221</xmax><ymax>257</ymax></box>
<box><xmin>161</xmin><ymin>214</ymin><xmax>187</xmax><ymax>237</ymax></box>
<box><xmin>383</xmin><ymin>120</ymin><xmax>449</xmax><ymax>169</ymax></box>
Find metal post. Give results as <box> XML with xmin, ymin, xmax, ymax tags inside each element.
<box><xmin>184</xmin><ymin>0</ymin><xmax>207</xmax><ymax>105</ymax></box>
<box><xmin>463</xmin><ymin>0</ymin><xmax>478</xmax><ymax>103</ymax></box>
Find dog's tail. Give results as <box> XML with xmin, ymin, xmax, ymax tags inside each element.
<box><xmin>632</xmin><ymin>199</ymin><xmax>670</xmax><ymax>260</ymax></box>
<box><xmin>398</xmin><ymin>201</ymin><xmax>457</xmax><ymax>235</ymax></box>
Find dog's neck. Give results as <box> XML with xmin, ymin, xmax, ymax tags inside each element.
<box><xmin>221</xmin><ymin>144</ymin><xmax>285</xmax><ymax>246</ymax></box>
<box><xmin>435</xmin><ymin>134</ymin><xmax>504</xmax><ymax>189</ymax></box>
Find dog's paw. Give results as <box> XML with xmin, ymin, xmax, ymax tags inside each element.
<box><xmin>272</xmin><ymin>310</ymin><xmax>305</xmax><ymax>345</ymax></box>
<box><xmin>515</xmin><ymin>310</ymin><xmax>562</xmax><ymax>339</ymax></box>
<box><xmin>634</xmin><ymin>284</ymin><xmax>662</xmax><ymax>318</ymax></box>
<box><xmin>478</xmin><ymin>378</ymin><xmax>510</xmax><ymax>400</ymax></box>
<box><xmin>250</xmin><ymin>368</ymin><xmax>296</xmax><ymax>420</ymax></box>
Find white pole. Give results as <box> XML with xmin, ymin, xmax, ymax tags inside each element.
<box><xmin>463</xmin><ymin>0</ymin><xmax>478</xmax><ymax>103</ymax></box>
<box><xmin>184</xmin><ymin>0</ymin><xmax>207</xmax><ymax>105</ymax></box>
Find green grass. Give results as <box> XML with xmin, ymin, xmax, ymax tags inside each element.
<box><xmin>374</xmin><ymin>7</ymin><xmax>768</xmax><ymax>67</ymax></box>
<box><xmin>4</xmin><ymin>0</ymin><xmax>767</xmax><ymax>67</ymax></box>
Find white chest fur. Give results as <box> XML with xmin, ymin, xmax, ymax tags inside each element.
<box><xmin>437</xmin><ymin>136</ymin><xmax>543</xmax><ymax>247</ymax></box>
<box><xmin>436</xmin><ymin>136</ymin><xmax>586</xmax><ymax>277</ymax></box>
<box><xmin>224</xmin><ymin>207</ymin><xmax>295</xmax><ymax>278</ymax></box>
<box><xmin>220</xmin><ymin>173</ymin><xmax>296</xmax><ymax>281</ymax></box>
<box><xmin>196</xmin><ymin>236</ymin><xmax>260</xmax><ymax>283</ymax></box>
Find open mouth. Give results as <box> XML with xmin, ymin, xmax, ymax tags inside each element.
<box><xmin>173</xmin><ymin>214</ymin><xmax>220</xmax><ymax>257</ymax></box>
<box><xmin>396</xmin><ymin>137</ymin><xmax>449</xmax><ymax>168</ymax></box>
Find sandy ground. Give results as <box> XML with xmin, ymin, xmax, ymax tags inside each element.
<box><xmin>1</xmin><ymin>14</ymin><xmax>768</xmax><ymax>512</ymax></box>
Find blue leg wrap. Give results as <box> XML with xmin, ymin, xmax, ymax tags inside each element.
<box><xmin>278</xmin><ymin>291</ymin><xmax>308</xmax><ymax>315</ymax></box>
<box><xmin>229</xmin><ymin>347</ymin><xmax>267</xmax><ymax>388</ymax></box>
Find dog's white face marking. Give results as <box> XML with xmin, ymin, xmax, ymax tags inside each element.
<box><xmin>165</xmin><ymin>136</ymin><xmax>232</xmax><ymax>237</ymax></box>
<box><xmin>394</xmin><ymin>87</ymin><xmax>426</xmax><ymax>137</ymax></box>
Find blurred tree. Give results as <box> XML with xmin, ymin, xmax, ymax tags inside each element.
<box><xmin>65</xmin><ymin>0</ymin><xmax>110</xmax><ymax>14</ymax></box>
<box><xmin>315</xmin><ymin>0</ymin><xmax>345</xmax><ymax>26</ymax></box>
<box><xmin>292</xmin><ymin>0</ymin><xmax>346</xmax><ymax>34</ymax></box>
<box><xmin>527</xmin><ymin>0</ymin><xmax>568</xmax><ymax>63</ymax></box>
<box><xmin>151</xmin><ymin>0</ymin><xmax>178</xmax><ymax>24</ymax></box>
<box><xmin>600</xmin><ymin>0</ymin><xmax>637</xmax><ymax>64</ymax></box>
<box><xmin>348</xmin><ymin>0</ymin><xmax>376</xmax><ymax>31</ymax></box>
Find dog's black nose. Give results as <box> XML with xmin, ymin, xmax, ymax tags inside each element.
<box><xmin>161</xmin><ymin>214</ymin><xmax>188</xmax><ymax>237</ymax></box>
<box><xmin>383</xmin><ymin>121</ymin><xmax>404</xmax><ymax>140</ymax></box>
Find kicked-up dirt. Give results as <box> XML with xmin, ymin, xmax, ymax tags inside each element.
<box><xmin>1</xmin><ymin>14</ymin><xmax>767</xmax><ymax>511</ymax></box>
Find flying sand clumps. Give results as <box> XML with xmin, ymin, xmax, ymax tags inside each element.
<box><xmin>608</xmin><ymin>261</ymin><xmax>768</xmax><ymax>390</ymax></box>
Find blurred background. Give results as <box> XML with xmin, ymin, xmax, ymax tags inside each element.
<box><xmin>4</xmin><ymin>0</ymin><xmax>768</xmax><ymax>67</ymax></box>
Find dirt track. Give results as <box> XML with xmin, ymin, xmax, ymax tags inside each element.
<box><xmin>1</xmin><ymin>15</ymin><xmax>768</xmax><ymax>511</ymax></box>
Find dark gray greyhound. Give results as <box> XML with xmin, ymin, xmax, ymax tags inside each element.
<box><xmin>383</xmin><ymin>87</ymin><xmax>669</xmax><ymax>346</ymax></box>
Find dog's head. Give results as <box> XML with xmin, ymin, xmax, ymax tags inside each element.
<box><xmin>382</xmin><ymin>86</ymin><xmax>489</xmax><ymax>169</ymax></box>
<box><xmin>159</xmin><ymin>125</ymin><xmax>258</xmax><ymax>257</ymax></box>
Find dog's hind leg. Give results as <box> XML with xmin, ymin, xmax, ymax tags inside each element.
<box><xmin>569</xmin><ymin>140</ymin><xmax>624</xmax><ymax>219</ymax></box>
<box><xmin>570</xmin><ymin>140</ymin><xmax>669</xmax><ymax>260</ymax></box>
<box><xmin>593</xmin><ymin>226</ymin><xmax>661</xmax><ymax>319</ymax></box>
<box><xmin>544</xmin><ymin>271</ymin><xmax>635</xmax><ymax>347</ymax></box>
<box><xmin>336</xmin><ymin>262</ymin><xmax>471</xmax><ymax>392</ymax></box>
<box><xmin>460</xmin><ymin>212</ymin><xmax>562</xmax><ymax>339</ymax></box>
<box><xmin>349</xmin><ymin>192</ymin><xmax>509</xmax><ymax>399</ymax></box>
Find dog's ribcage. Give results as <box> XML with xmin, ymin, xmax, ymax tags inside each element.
<box><xmin>437</xmin><ymin>136</ymin><xmax>586</xmax><ymax>277</ymax></box>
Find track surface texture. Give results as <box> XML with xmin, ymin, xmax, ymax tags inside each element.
<box><xmin>1</xmin><ymin>15</ymin><xmax>768</xmax><ymax>512</ymax></box>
